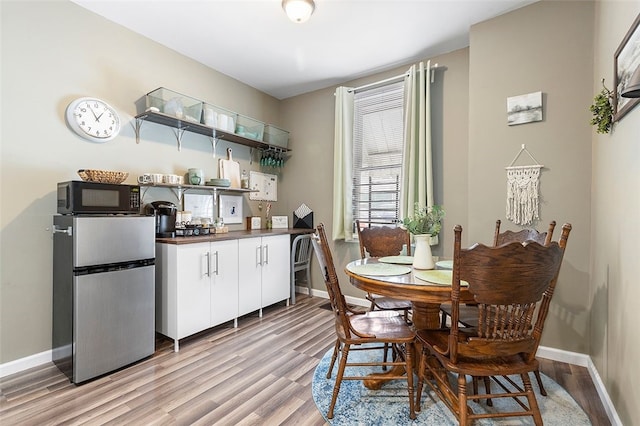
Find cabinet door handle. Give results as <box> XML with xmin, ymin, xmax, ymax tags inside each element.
<box><xmin>256</xmin><ymin>246</ymin><xmax>262</xmax><ymax>266</ymax></box>
<box><xmin>205</xmin><ymin>252</ymin><xmax>211</xmax><ymax>277</ymax></box>
<box><xmin>263</xmin><ymin>244</ymin><xmax>269</xmax><ymax>265</ymax></box>
<box><xmin>214</xmin><ymin>251</ymin><xmax>219</xmax><ymax>275</ymax></box>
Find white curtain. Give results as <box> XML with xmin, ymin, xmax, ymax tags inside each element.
<box><xmin>332</xmin><ymin>86</ymin><xmax>355</xmax><ymax>241</ymax></box>
<box><xmin>400</xmin><ymin>60</ymin><xmax>433</xmax><ymax>218</ymax></box>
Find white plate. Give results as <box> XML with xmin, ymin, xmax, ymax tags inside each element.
<box><xmin>413</xmin><ymin>270</ymin><xmax>469</xmax><ymax>286</ymax></box>
<box><xmin>347</xmin><ymin>263</ymin><xmax>412</xmax><ymax>276</ymax></box>
<box><xmin>435</xmin><ymin>259</ymin><xmax>453</xmax><ymax>269</ymax></box>
<box><xmin>378</xmin><ymin>255</ymin><xmax>414</xmax><ymax>265</ymax></box>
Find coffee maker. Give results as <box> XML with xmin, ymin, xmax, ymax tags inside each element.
<box><xmin>146</xmin><ymin>201</ymin><xmax>177</xmax><ymax>238</ymax></box>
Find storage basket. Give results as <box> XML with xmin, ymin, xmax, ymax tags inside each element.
<box><xmin>263</xmin><ymin>125</ymin><xmax>289</xmax><ymax>149</ymax></box>
<box><xmin>235</xmin><ymin>114</ymin><xmax>265</xmax><ymax>141</ymax></box>
<box><xmin>146</xmin><ymin>87</ymin><xmax>202</xmax><ymax>123</ymax></box>
<box><xmin>77</xmin><ymin>169</ymin><xmax>129</xmax><ymax>184</ymax></box>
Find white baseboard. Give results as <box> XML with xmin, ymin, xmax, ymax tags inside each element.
<box><xmin>0</xmin><ymin>349</ymin><xmax>52</xmax><ymax>379</ymax></box>
<box><xmin>536</xmin><ymin>345</ymin><xmax>590</xmax><ymax>367</ymax></box>
<box><xmin>302</xmin><ymin>288</ymin><xmax>622</xmax><ymax>425</ymax></box>
<box><xmin>1</xmin><ymin>291</ymin><xmax>623</xmax><ymax>426</ymax></box>
<box><xmin>586</xmin><ymin>357</ymin><xmax>623</xmax><ymax>426</ymax></box>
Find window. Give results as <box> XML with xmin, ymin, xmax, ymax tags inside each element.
<box><xmin>352</xmin><ymin>81</ymin><xmax>405</xmax><ymax>233</ymax></box>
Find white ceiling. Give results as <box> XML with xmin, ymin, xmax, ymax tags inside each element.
<box><xmin>72</xmin><ymin>0</ymin><xmax>537</xmax><ymax>100</ymax></box>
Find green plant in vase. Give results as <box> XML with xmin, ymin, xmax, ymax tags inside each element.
<box><xmin>402</xmin><ymin>203</ymin><xmax>445</xmax><ymax>270</ymax></box>
<box><xmin>402</xmin><ymin>203</ymin><xmax>445</xmax><ymax>236</ymax></box>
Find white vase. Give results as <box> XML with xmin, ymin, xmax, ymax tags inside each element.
<box><xmin>413</xmin><ymin>234</ymin><xmax>435</xmax><ymax>270</ymax></box>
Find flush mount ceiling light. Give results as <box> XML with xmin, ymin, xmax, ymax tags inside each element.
<box><xmin>282</xmin><ymin>0</ymin><xmax>315</xmax><ymax>23</ymax></box>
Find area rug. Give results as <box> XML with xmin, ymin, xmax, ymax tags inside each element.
<box><xmin>312</xmin><ymin>345</ymin><xmax>591</xmax><ymax>425</ymax></box>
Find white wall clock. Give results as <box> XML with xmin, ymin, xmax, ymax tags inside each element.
<box><xmin>65</xmin><ymin>97</ymin><xmax>121</xmax><ymax>143</ymax></box>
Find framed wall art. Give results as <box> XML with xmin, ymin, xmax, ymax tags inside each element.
<box><xmin>614</xmin><ymin>14</ymin><xmax>640</xmax><ymax>121</ymax></box>
<box><xmin>218</xmin><ymin>194</ymin><xmax>243</xmax><ymax>224</ymax></box>
<box><xmin>507</xmin><ymin>91</ymin><xmax>543</xmax><ymax>126</ymax></box>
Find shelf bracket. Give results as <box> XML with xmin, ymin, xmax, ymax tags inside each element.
<box><xmin>169</xmin><ymin>186</ymin><xmax>183</xmax><ymax>203</ymax></box>
<box><xmin>172</xmin><ymin>127</ymin><xmax>187</xmax><ymax>151</ymax></box>
<box><xmin>134</xmin><ymin>117</ymin><xmax>145</xmax><ymax>144</ymax></box>
<box><xmin>208</xmin><ymin>135</ymin><xmax>219</xmax><ymax>159</ymax></box>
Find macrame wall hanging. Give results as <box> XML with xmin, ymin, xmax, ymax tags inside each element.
<box><xmin>505</xmin><ymin>144</ymin><xmax>543</xmax><ymax>226</ymax></box>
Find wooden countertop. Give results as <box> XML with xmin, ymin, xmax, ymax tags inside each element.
<box><xmin>155</xmin><ymin>227</ymin><xmax>314</xmax><ymax>245</ymax></box>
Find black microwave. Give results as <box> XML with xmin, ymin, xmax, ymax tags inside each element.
<box><xmin>57</xmin><ymin>181</ymin><xmax>142</xmax><ymax>215</ymax></box>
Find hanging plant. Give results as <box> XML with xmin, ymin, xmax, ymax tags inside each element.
<box><xmin>589</xmin><ymin>79</ymin><xmax>614</xmax><ymax>134</ymax></box>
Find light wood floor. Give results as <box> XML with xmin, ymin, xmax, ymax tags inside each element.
<box><xmin>0</xmin><ymin>294</ymin><xmax>610</xmax><ymax>425</ymax></box>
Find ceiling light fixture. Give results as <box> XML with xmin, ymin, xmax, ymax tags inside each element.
<box><xmin>282</xmin><ymin>0</ymin><xmax>315</xmax><ymax>24</ymax></box>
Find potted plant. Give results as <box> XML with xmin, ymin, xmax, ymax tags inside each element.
<box><xmin>589</xmin><ymin>79</ymin><xmax>614</xmax><ymax>134</ymax></box>
<box><xmin>402</xmin><ymin>203</ymin><xmax>445</xmax><ymax>269</ymax></box>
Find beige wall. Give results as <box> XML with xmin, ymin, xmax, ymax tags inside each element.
<box><xmin>468</xmin><ymin>1</ymin><xmax>594</xmax><ymax>354</ymax></box>
<box><xmin>3</xmin><ymin>1</ymin><xmax>639</xmax><ymax>422</ymax></box>
<box><xmin>0</xmin><ymin>1</ymin><xmax>280</xmax><ymax>362</ymax></box>
<box><xmin>279</xmin><ymin>48</ymin><xmax>471</xmax><ymax>299</ymax></box>
<box><xmin>592</xmin><ymin>2</ymin><xmax>640</xmax><ymax>424</ymax></box>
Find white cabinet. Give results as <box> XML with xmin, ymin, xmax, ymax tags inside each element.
<box><xmin>238</xmin><ymin>234</ymin><xmax>290</xmax><ymax>317</ymax></box>
<box><xmin>156</xmin><ymin>239</ymin><xmax>238</xmax><ymax>351</ymax></box>
<box><xmin>156</xmin><ymin>233</ymin><xmax>290</xmax><ymax>351</ymax></box>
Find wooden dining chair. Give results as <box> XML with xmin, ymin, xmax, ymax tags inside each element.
<box><xmin>416</xmin><ymin>223</ymin><xmax>571</xmax><ymax>425</ymax></box>
<box><xmin>312</xmin><ymin>223</ymin><xmax>416</xmax><ymax>420</ymax></box>
<box><xmin>356</xmin><ymin>220</ymin><xmax>413</xmax><ymax>321</ymax></box>
<box><xmin>439</xmin><ymin>219</ymin><xmax>557</xmax><ymax>396</ymax></box>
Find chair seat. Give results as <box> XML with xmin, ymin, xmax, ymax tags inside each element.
<box><xmin>368</xmin><ymin>296</ymin><xmax>412</xmax><ymax>311</ymax></box>
<box><xmin>417</xmin><ymin>330</ymin><xmax>539</xmax><ymax>376</ymax></box>
<box><xmin>440</xmin><ymin>303</ymin><xmax>478</xmax><ymax>327</ymax></box>
<box><xmin>341</xmin><ymin>313</ymin><xmax>416</xmax><ymax>342</ymax></box>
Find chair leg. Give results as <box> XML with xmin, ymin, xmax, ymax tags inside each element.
<box><xmin>522</xmin><ymin>373</ymin><xmax>543</xmax><ymax>426</ymax></box>
<box><xmin>415</xmin><ymin>348</ymin><xmax>426</xmax><ymax>412</ymax></box>
<box><xmin>483</xmin><ymin>376</ymin><xmax>493</xmax><ymax>406</ymax></box>
<box><xmin>305</xmin><ymin>266</ymin><xmax>312</xmax><ymax>297</ymax></box>
<box><xmin>458</xmin><ymin>374</ymin><xmax>471</xmax><ymax>426</ymax></box>
<box><xmin>290</xmin><ymin>268</ymin><xmax>296</xmax><ymax>304</ymax></box>
<box><xmin>327</xmin><ymin>343</ymin><xmax>350</xmax><ymax>419</ymax></box>
<box><xmin>404</xmin><ymin>343</ymin><xmax>416</xmax><ymax>420</ymax></box>
<box><xmin>382</xmin><ymin>343</ymin><xmax>389</xmax><ymax>370</ymax></box>
<box><xmin>326</xmin><ymin>340</ymin><xmax>341</xmax><ymax>379</ymax></box>
<box><xmin>533</xmin><ymin>369</ymin><xmax>547</xmax><ymax>396</ymax></box>
<box><xmin>440</xmin><ymin>310</ymin><xmax>448</xmax><ymax>328</ymax></box>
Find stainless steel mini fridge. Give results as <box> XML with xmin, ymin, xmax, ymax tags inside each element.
<box><xmin>52</xmin><ymin>215</ymin><xmax>155</xmax><ymax>383</ymax></box>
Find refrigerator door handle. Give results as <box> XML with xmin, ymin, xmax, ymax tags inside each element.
<box><xmin>53</xmin><ymin>226</ymin><xmax>73</xmax><ymax>236</ymax></box>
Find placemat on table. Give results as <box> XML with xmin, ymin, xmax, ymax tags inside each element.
<box><xmin>435</xmin><ymin>259</ymin><xmax>453</xmax><ymax>269</ymax></box>
<box><xmin>378</xmin><ymin>255</ymin><xmax>414</xmax><ymax>265</ymax></box>
<box><xmin>414</xmin><ymin>270</ymin><xmax>469</xmax><ymax>286</ymax></box>
<box><xmin>346</xmin><ymin>263</ymin><xmax>411</xmax><ymax>276</ymax></box>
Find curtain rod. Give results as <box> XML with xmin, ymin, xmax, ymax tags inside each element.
<box><xmin>349</xmin><ymin>63</ymin><xmax>441</xmax><ymax>93</ymax></box>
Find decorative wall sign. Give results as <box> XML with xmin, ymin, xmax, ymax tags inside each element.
<box><xmin>249</xmin><ymin>171</ymin><xmax>277</xmax><ymax>201</ymax></box>
<box><xmin>183</xmin><ymin>194</ymin><xmax>214</xmax><ymax>221</ymax></box>
<box><xmin>218</xmin><ymin>195</ymin><xmax>243</xmax><ymax>224</ymax></box>
<box><xmin>507</xmin><ymin>91</ymin><xmax>542</xmax><ymax>126</ymax></box>
<box><xmin>614</xmin><ymin>14</ymin><xmax>640</xmax><ymax>121</ymax></box>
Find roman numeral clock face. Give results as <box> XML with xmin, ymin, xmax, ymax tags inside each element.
<box><xmin>66</xmin><ymin>97</ymin><xmax>121</xmax><ymax>143</ymax></box>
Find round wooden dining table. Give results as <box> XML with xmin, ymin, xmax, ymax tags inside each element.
<box><xmin>344</xmin><ymin>257</ymin><xmax>474</xmax><ymax>330</ymax></box>
<box><xmin>344</xmin><ymin>257</ymin><xmax>474</xmax><ymax>390</ymax></box>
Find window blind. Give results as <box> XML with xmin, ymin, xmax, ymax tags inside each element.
<box><xmin>352</xmin><ymin>81</ymin><xmax>405</xmax><ymax>231</ymax></box>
